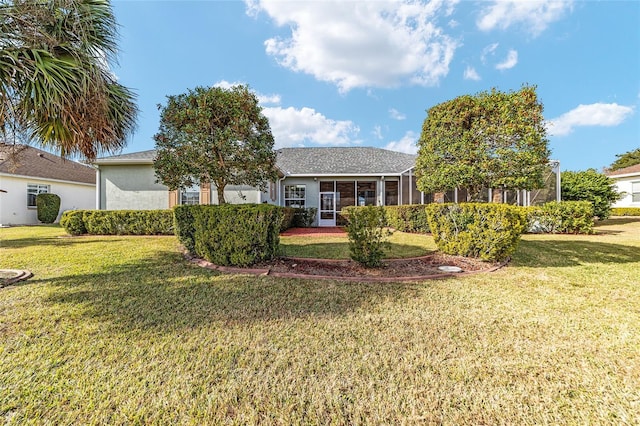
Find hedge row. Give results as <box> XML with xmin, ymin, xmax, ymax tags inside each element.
<box><xmin>175</xmin><ymin>204</ymin><xmax>283</xmax><ymax>267</ymax></box>
<box><xmin>611</xmin><ymin>207</ymin><xmax>640</xmax><ymax>217</ymax></box>
<box><xmin>426</xmin><ymin>203</ymin><xmax>527</xmax><ymax>262</ymax></box>
<box><xmin>384</xmin><ymin>205</ymin><xmax>430</xmax><ymax>233</ymax></box>
<box><xmin>60</xmin><ymin>210</ymin><xmax>174</xmax><ymax>236</ymax></box>
<box><xmin>526</xmin><ymin>201</ymin><xmax>594</xmax><ymax>234</ymax></box>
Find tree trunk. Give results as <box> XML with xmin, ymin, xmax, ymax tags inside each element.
<box><xmin>216</xmin><ymin>183</ymin><xmax>226</xmax><ymax>205</ymax></box>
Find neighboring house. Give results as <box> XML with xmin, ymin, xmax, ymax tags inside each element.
<box><xmin>94</xmin><ymin>147</ymin><xmax>558</xmax><ymax>226</ymax></box>
<box><xmin>606</xmin><ymin>164</ymin><xmax>640</xmax><ymax>208</ymax></box>
<box><xmin>0</xmin><ymin>144</ymin><xmax>96</xmax><ymax>226</ymax></box>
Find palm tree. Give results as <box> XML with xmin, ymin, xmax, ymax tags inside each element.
<box><xmin>0</xmin><ymin>0</ymin><xmax>137</xmax><ymax>160</ymax></box>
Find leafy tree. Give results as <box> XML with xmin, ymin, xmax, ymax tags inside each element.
<box><xmin>608</xmin><ymin>148</ymin><xmax>640</xmax><ymax>171</ymax></box>
<box><xmin>0</xmin><ymin>0</ymin><xmax>138</xmax><ymax>160</ymax></box>
<box><xmin>561</xmin><ymin>169</ymin><xmax>621</xmax><ymax>219</ymax></box>
<box><xmin>153</xmin><ymin>85</ymin><xmax>278</xmax><ymax>204</ymax></box>
<box><xmin>415</xmin><ymin>86</ymin><xmax>550</xmax><ymax>201</ymax></box>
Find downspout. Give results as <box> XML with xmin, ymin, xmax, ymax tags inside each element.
<box><xmin>277</xmin><ymin>176</ymin><xmax>286</xmax><ymax>206</ymax></box>
<box><xmin>95</xmin><ymin>166</ymin><xmax>101</xmax><ymax>209</ymax></box>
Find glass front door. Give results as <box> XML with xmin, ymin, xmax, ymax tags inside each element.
<box><xmin>318</xmin><ymin>192</ymin><xmax>336</xmax><ymax>227</ymax></box>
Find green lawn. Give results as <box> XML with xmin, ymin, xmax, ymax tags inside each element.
<box><xmin>280</xmin><ymin>230</ymin><xmax>437</xmax><ymax>259</ymax></box>
<box><xmin>1</xmin><ymin>220</ymin><xmax>639</xmax><ymax>424</ymax></box>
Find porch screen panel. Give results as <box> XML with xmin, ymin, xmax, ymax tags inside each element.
<box><xmin>357</xmin><ymin>181</ymin><xmax>376</xmax><ymax>206</ymax></box>
<box><xmin>336</xmin><ymin>181</ymin><xmax>355</xmax><ymax>211</ymax></box>
<box><xmin>385</xmin><ymin>181</ymin><xmax>398</xmax><ymax>205</ymax></box>
<box><xmin>320</xmin><ymin>181</ymin><xmax>334</xmax><ymax>192</ymax></box>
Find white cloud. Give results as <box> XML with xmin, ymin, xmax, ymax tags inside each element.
<box><xmin>372</xmin><ymin>125</ymin><xmax>384</xmax><ymax>140</ymax></box>
<box><xmin>250</xmin><ymin>0</ymin><xmax>460</xmax><ymax>93</ymax></box>
<box><xmin>495</xmin><ymin>49</ymin><xmax>518</xmax><ymax>70</ymax></box>
<box><xmin>481</xmin><ymin>42</ymin><xmax>499</xmax><ymax>64</ymax></box>
<box><xmin>547</xmin><ymin>103</ymin><xmax>635</xmax><ymax>136</ymax></box>
<box><xmin>385</xmin><ymin>131</ymin><xmax>419</xmax><ymax>154</ymax></box>
<box><xmin>477</xmin><ymin>0</ymin><xmax>573</xmax><ymax>36</ymax></box>
<box><xmin>262</xmin><ymin>106</ymin><xmax>360</xmax><ymax>148</ymax></box>
<box><xmin>389</xmin><ymin>108</ymin><xmax>407</xmax><ymax>120</ymax></box>
<box><xmin>463</xmin><ymin>66</ymin><xmax>481</xmax><ymax>81</ymax></box>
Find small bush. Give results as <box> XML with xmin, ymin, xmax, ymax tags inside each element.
<box><xmin>60</xmin><ymin>210</ymin><xmax>86</xmax><ymax>235</ymax></box>
<box><xmin>611</xmin><ymin>207</ymin><xmax>640</xmax><ymax>217</ymax></box>
<box><xmin>280</xmin><ymin>207</ymin><xmax>296</xmax><ymax>232</ymax></box>
<box><xmin>189</xmin><ymin>204</ymin><xmax>283</xmax><ymax>267</ymax></box>
<box><xmin>384</xmin><ymin>205</ymin><xmax>430</xmax><ymax>233</ymax></box>
<box><xmin>561</xmin><ymin>169</ymin><xmax>621</xmax><ymax>219</ymax></box>
<box><xmin>36</xmin><ymin>193</ymin><xmax>60</xmax><ymax>223</ymax></box>
<box><xmin>426</xmin><ymin>203</ymin><xmax>527</xmax><ymax>262</ymax></box>
<box><xmin>526</xmin><ymin>201</ymin><xmax>595</xmax><ymax>234</ymax></box>
<box><xmin>343</xmin><ymin>206</ymin><xmax>392</xmax><ymax>268</ymax></box>
<box><xmin>293</xmin><ymin>207</ymin><xmax>317</xmax><ymax>228</ymax></box>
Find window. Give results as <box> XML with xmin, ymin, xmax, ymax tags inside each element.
<box><xmin>180</xmin><ymin>185</ymin><xmax>200</xmax><ymax>205</ymax></box>
<box><xmin>284</xmin><ymin>184</ymin><xmax>306</xmax><ymax>207</ymax></box>
<box><xmin>27</xmin><ymin>184</ymin><xmax>49</xmax><ymax>207</ymax></box>
<box><xmin>633</xmin><ymin>181</ymin><xmax>640</xmax><ymax>203</ymax></box>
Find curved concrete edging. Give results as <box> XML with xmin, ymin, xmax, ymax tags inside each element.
<box><xmin>0</xmin><ymin>269</ymin><xmax>33</xmax><ymax>288</ymax></box>
<box><xmin>187</xmin><ymin>254</ymin><xmax>509</xmax><ymax>283</ymax></box>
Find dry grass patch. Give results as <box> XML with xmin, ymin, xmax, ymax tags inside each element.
<box><xmin>0</xmin><ymin>220</ymin><xmax>639</xmax><ymax>424</ymax></box>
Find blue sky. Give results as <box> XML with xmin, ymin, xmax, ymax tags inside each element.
<box><xmin>110</xmin><ymin>0</ymin><xmax>639</xmax><ymax>172</ymax></box>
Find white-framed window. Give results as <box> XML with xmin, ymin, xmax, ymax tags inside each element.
<box><xmin>27</xmin><ymin>184</ymin><xmax>49</xmax><ymax>207</ymax></box>
<box><xmin>180</xmin><ymin>185</ymin><xmax>200</xmax><ymax>205</ymax></box>
<box><xmin>632</xmin><ymin>181</ymin><xmax>640</xmax><ymax>203</ymax></box>
<box><xmin>284</xmin><ymin>184</ymin><xmax>306</xmax><ymax>208</ymax></box>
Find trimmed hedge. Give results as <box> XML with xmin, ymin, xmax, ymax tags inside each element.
<box><xmin>526</xmin><ymin>201</ymin><xmax>595</xmax><ymax>234</ymax></box>
<box><xmin>384</xmin><ymin>204</ymin><xmax>430</xmax><ymax>233</ymax></box>
<box><xmin>36</xmin><ymin>193</ymin><xmax>60</xmax><ymax>223</ymax></box>
<box><xmin>426</xmin><ymin>203</ymin><xmax>527</xmax><ymax>262</ymax></box>
<box><xmin>611</xmin><ymin>207</ymin><xmax>640</xmax><ymax>217</ymax></box>
<box><xmin>60</xmin><ymin>210</ymin><xmax>86</xmax><ymax>235</ymax></box>
<box><xmin>60</xmin><ymin>210</ymin><xmax>174</xmax><ymax>235</ymax></box>
<box><xmin>176</xmin><ymin>204</ymin><xmax>283</xmax><ymax>267</ymax></box>
<box><xmin>342</xmin><ymin>206</ymin><xmax>391</xmax><ymax>267</ymax></box>
<box><xmin>173</xmin><ymin>205</ymin><xmax>197</xmax><ymax>253</ymax></box>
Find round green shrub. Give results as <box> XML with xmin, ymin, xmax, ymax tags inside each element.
<box><xmin>36</xmin><ymin>193</ymin><xmax>61</xmax><ymax>223</ymax></box>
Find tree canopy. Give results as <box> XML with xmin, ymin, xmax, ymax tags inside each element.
<box><xmin>608</xmin><ymin>148</ymin><xmax>640</xmax><ymax>171</ymax></box>
<box><xmin>561</xmin><ymin>169</ymin><xmax>621</xmax><ymax>219</ymax></box>
<box><xmin>153</xmin><ymin>85</ymin><xmax>278</xmax><ymax>204</ymax></box>
<box><xmin>0</xmin><ymin>0</ymin><xmax>138</xmax><ymax>160</ymax></box>
<box><xmin>415</xmin><ymin>86</ymin><xmax>550</xmax><ymax>201</ymax></box>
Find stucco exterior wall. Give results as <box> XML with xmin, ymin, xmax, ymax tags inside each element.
<box><xmin>99</xmin><ymin>164</ymin><xmax>169</xmax><ymax>210</ymax></box>
<box><xmin>0</xmin><ymin>174</ymin><xmax>95</xmax><ymax>225</ymax></box>
<box><xmin>612</xmin><ymin>175</ymin><xmax>640</xmax><ymax>208</ymax></box>
<box><xmin>211</xmin><ymin>184</ymin><xmax>265</xmax><ymax>205</ymax></box>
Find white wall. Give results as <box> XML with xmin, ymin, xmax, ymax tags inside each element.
<box><xmin>211</xmin><ymin>184</ymin><xmax>263</xmax><ymax>205</ymax></box>
<box><xmin>612</xmin><ymin>175</ymin><xmax>640</xmax><ymax>208</ymax></box>
<box><xmin>99</xmin><ymin>164</ymin><xmax>169</xmax><ymax>210</ymax></box>
<box><xmin>0</xmin><ymin>174</ymin><xmax>94</xmax><ymax>225</ymax></box>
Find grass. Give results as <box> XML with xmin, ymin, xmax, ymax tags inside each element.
<box><xmin>279</xmin><ymin>230</ymin><xmax>436</xmax><ymax>259</ymax></box>
<box><xmin>0</xmin><ymin>219</ymin><xmax>639</xmax><ymax>424</ymax></box>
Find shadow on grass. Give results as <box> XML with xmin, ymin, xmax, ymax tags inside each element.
<box><xmin>514</xmin><ymin>239</ymin><xmax>640</xmax><ymax>268</ymax></box>
<box><xmin>40</xmin><ymin>250</ymin><xmax>425</xmax><ymax>333</ymax></box>
<box><xmin>0</xmin><ymin>236</ymin><xmax>113</xmax><ymax>249</ymax></box>
<box><xmin>598</xmin><ymin>217</ymin><xmax>640</xmax><ymax>226</ymax></box>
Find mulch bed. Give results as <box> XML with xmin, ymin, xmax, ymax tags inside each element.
<box><xmin>191</xmin><ymin>253</ymin><xmax>505</xmax><ymax>282</ymax></box>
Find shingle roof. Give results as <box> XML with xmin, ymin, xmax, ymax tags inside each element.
<box><xmin>606</xmin><ymin>163</ymin><xmax>640</xmax><ymax>177</ymax></box>
<box><xmin>0</xmin><ymin>144</ymin><xmax>95</xmax><ymax>184</ymax></box>
<box><xmin>95</xmin><ymin>146</ymin><xmax>417</xmax><ymax>176</ymax></box>
<box><xmin>276</xmin><ymin>147</ymin><xmax>416</xmax><ymax>175</ymax></box>
<box><xmin>93</xmin><ymin>149</ymin><xmax>156</xmax><ymax>164</ymax></box>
